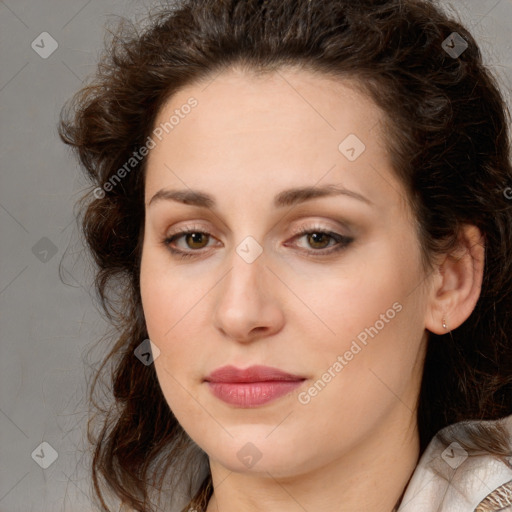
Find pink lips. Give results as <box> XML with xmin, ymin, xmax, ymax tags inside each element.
<box><xmin>204</xmin><ymin>365</ymin><xmax>305</xmax><ymax>408</ymax></box>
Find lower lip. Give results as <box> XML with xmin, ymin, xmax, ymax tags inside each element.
<box><xmin>206</xmin><ymin>380</ymin><xmax>304</xmax><ymax>407</ymax></box>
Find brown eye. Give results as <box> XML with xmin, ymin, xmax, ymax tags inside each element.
<box><xmin>286</xmin><ymin>226</ymin><xmax>354</xmax><ymax>257</ymax></box>
<box><xmin>163</xmin><ymin>229</ymin><xmax>216</xmax><ymax>257</ymax></box>
<box><xmin>306</xmin><ymin>232</ymin><xmax>332</xmax><ymax>249</ymax></box>
<box><xmin>184</xmin><ymin>232</ymin><xmax>210</xmax><ymax>249</ymax></box>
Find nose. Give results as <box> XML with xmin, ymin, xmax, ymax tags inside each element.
<box><xmin>212</xmin><ymin>245</ymin><xmax>285</xmax><ymax>343</ymax></box>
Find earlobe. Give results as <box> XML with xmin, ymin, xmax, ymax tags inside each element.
<box><xmin>424</xmin><ymin>224</ymin><xmax>485</xmax><ymax>335</ymax></box>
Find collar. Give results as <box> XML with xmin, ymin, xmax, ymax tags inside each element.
<box><xmin>397</xmin><ymin>415</ymin><xmax>512</xmax><ymax>511</ymax></box>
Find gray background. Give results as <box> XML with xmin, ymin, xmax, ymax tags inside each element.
<box><xmin>1</xmin><ymin>1</ymin><xmax>511</xmax><ymax>511</ymax></box>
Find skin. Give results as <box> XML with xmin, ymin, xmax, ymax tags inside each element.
<box><xmin>139</xmin><ymin>66</ymin><xmax>484</xmax><ymax>512</ymax></box>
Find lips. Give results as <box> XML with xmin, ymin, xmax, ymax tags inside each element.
<box><xmin>204</xmin><ymin>365</ymin><xmax>306</xmax><ymax>407</ymax></box>
<box><xmin>205</xmin><ymin>365</ymin><xmax>305</xmax><ymax>383</ymax></box>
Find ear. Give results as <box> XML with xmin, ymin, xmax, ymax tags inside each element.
<box><xmin>424</xmin><ymin>224</ymin><xmax>485</xmax><ymax>335</ymax></box>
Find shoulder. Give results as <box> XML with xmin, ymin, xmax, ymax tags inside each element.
<box><xmin>397</xmin><ymin>414</ymin><xmax>512</xmax><ymax>512</ymax></box>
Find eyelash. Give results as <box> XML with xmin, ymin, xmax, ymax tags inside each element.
<box><xmin>161</xmin><ymin>224</ymin><xmax>354</xmax><ymax>260</ymax></box>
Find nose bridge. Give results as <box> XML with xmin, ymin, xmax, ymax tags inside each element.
<box><xmin>221</xmin><ymin>237</ymin><xmax>267</xmax><ymax>307</ymax></box>
<box><xmin>220</xmin><ymin>213</ymin><xmax>268</xmax><ymax>293</ymax></box>
<box><xmin>212</xmin><ymin>236</ymin><xmax>283</xmax><ymax>341</ymax></box>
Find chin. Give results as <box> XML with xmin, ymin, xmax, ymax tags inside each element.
<box><xmin>197</xmin><ymin>431</ymin><xmax>313</xmax><ymax>476</ymax></box>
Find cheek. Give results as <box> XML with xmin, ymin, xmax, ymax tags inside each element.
<box><xmin>139</xmin><ymin>250</ymin><xmax>213</xmax><ymax>388</ymax></box>
<box><xmin>140</xmin><ymin>245</ymin><xmax>206</xmax><ymax>339</ymax></box>
<box><xmin>140</xmin><ymin>275</ymin><xmax>205</xmax><ymax>378</ymax></box>
<box><xmin>292</xmin><ymin>258</ymin><xmax>402</xmax><ymax>346</ymax></box>
<box><xmin>294</xmin><ymin>243</ymin><xmax>425</xmax><ymax>396</ymax></box>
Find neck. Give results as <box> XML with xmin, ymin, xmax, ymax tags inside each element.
<box><xmin>204</xmin><ymin>407</ymin><xmax>420</xmax><ymax>512</ymax></box>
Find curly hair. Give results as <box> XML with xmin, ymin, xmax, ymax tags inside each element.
<box><xmin>58</xmin><ymin>0</ymin><xmax>512</xmax><ymax>510</ymax></box>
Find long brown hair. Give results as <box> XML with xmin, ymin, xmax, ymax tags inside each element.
<box><xmin>58</xmin><ymin>0</ymin><xmax>512</xmax><ymax>510</ymax></box>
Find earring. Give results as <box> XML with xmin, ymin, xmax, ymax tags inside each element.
<box><xmin>442</xmin><ymin>318</ymin><xmax>447</xmax><ymax>330</ymax></box>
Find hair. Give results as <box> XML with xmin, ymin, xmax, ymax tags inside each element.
<box><xmin>58</xmin><ymin>0</ymin><xmax>512</xmax><ymax>510</ymax></box>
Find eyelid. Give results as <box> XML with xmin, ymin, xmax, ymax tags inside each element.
<box><xmin>288</xmin><ymin>219</ymin><xmax>352</xmax><ymax>237</ymax></box>
<box><xmin>284</xmin><ymin>223</ymin><xmax>353</xmax><ymax>253</ymax></box>
<box><xmin>164</xmin><ymin>219</ymin><xmax>350</xmax><ymax>242</ymax></box>
<box><xmin>165</xmin><ymin>222</ymin><xmax>213</xmax><ymax>237</ymax></box>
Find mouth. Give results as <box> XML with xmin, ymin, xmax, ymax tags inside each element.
<box><xmin>204</xmin><ymin>365</ymin><xmax>306</xmax><ymax>408</ymax></box>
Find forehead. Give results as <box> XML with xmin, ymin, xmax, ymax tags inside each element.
<box><xmin>144</xmin><ymin>66</ymin><xmax>407</xmax><ymax>216</ymax></box>
<box><xmin>151</xmin><ymin>66</ymin><xmax>385</xmax><ymax>150</ymax></box>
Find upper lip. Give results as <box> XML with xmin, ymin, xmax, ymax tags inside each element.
<box><xmin>204</xmin><ymin>365</ymin><xmax>305</xmax><ymax>383</ymax></box>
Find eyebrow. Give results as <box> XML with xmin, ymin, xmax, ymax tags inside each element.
<box><xmin>147</xmin><ymin>184</ymin><xmax>373</xmax><ymax>210</ymax></box>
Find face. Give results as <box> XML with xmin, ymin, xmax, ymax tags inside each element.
<box><xmin>140</xmin><ymin>66</ymin><xmax>432</xmax><ymax>477</ymax></box>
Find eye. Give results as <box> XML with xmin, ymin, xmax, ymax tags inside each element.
<box><xmin>173</xmin><ymin>232</ymin><xmax>210</xmax><ymax>250</ymax></box>
<box><xmin>161</xmin><ymin>223</ymin><xmax>354</xmax><ymax>260</ymax></box>
<box><xmin>297</xmin><ymin>231</ymin><xmax>336</xmax><ymax>250</ymax></box>
<box><xmin>162</xmin><ymin>226</ymin><xmax>218</xmax><ymax>259</ymax></box>
<box><xmin>286</xmin><ymin>225</ymin><xmax>354</xmax><ymax>256</ymax></box>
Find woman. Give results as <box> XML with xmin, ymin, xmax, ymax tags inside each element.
<box><xmin>58</xmin><ymin>0</ymin><xmax>512</xmax><ymax>511</ymax></box>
